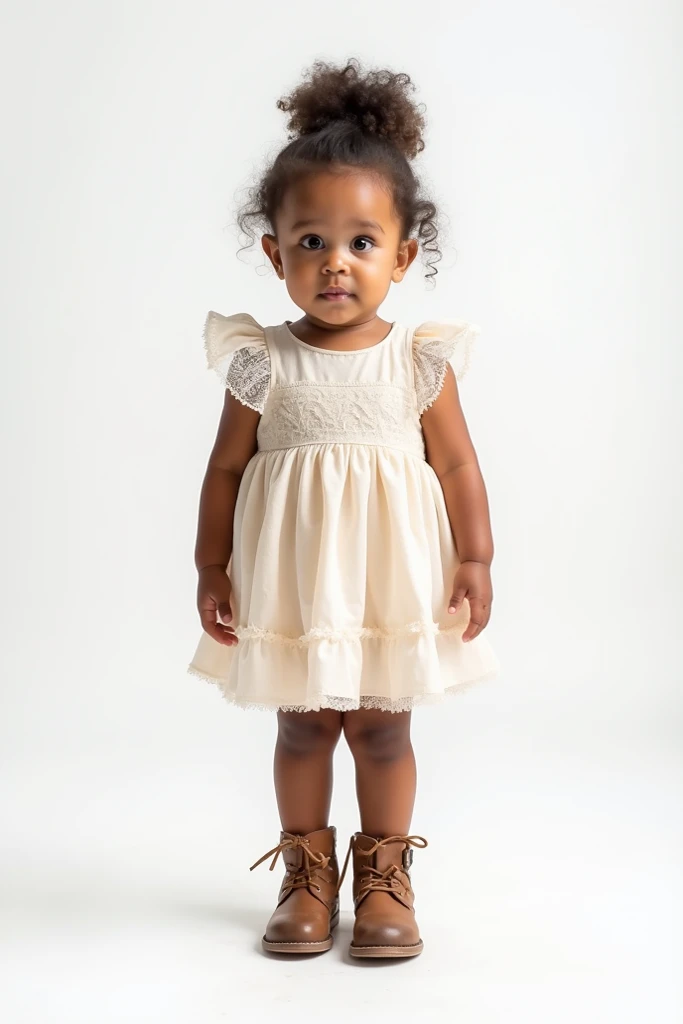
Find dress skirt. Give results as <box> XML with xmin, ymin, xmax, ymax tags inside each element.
<box><xmin>188</xmin><ymin>442</ymin><xmax>501</xmax><ymax>712</ymax></box>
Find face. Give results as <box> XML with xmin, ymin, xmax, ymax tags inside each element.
<box><xmin>261</xmin><ymin>168</ymin><xmax>418</xmax><ymax>330</ymax></box>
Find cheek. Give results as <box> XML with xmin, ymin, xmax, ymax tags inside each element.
<box><xmin>284</xmin><ymin>250</ymin><xmax>316</xmax><ymax>276</ymax></box>
<box><xmin>360</xmin><ymin>252</ymin><xmax>394</xmax><ymax>280</ymax></box>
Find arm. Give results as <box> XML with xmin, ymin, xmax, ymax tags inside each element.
<box><xmin>194</xmin><ymin>391</ymin><xmax>260</xmax><ymax>644</ymax></box>
<box><xmin>420</xmin><ymin>364</ymin><xmax>494</xmax><ymax>639</ymax></box>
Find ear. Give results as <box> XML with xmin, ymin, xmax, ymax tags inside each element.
<box><xmin>261</xmin><ymin>234</ymin><xmax>284</xmax><ymax>279</ymax></box>
<box><xmin>391</xmin><ymin>238</ymin><xmax>419</xmax><ymax>283</ymax></box>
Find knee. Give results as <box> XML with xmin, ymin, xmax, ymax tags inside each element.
<box><xmin>344</xmin><ymin>713</ymin><xmax>412</xmax><ymax>763</ymax></box>
<box><xmin>277</xmin><ymin>711</ymin><xmax>342</xmax><ymax>757</ymax></box>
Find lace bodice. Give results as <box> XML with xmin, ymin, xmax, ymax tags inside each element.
<box><xmin>202</xmin><ymin>312</ymin><xmax>481</xmax><ymax>460</ymax></box>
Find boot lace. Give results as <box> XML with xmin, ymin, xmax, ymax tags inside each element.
<box><xmin>337</xmin><ymin>834</ymin><xmax>428</xmax><ymax>898</ymax></box>
<box><xmin>249</xmin><ymin>835</ymin><xmax>331</xmax><ymax>895</ymax></box>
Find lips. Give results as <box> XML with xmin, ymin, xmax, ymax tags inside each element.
<box><xmin>321</xmin><ymin>287</ymin><xmax>350</xmax><ymax>296</ymax></box>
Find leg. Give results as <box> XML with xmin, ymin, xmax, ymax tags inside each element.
<box><xmin>342</xmin><ymin>708</ymin><xmax>425</xmax><ymax>959</ymax></box>
<box><xmin>343</xmin><ymin>708</ymin><xmax>416</xmax><ymax>835</ymax></box>
<box><xmin>253</xmin><ymin>709</ymin><xmax>342</xmax><ymax>954</ymax></box>
<box><xmin>274</xmin><ymin>708</ymin><xmax>343</xmax><ymax>835</ymax></box>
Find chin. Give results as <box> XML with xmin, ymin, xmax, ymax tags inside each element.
<box><xmin>314</xmin><ymin>298</ymin><xmax>359</xmax><ymax>311</ymax></box>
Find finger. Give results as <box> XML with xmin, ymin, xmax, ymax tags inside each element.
<box><xmin>197</xmin><ymin>596</ymin><xmax>233</xmax><ymax>627</ymax></box>
<box><xmin>199</xmin><ymin>610</ymin><xmax>238</xmax><ymax>645</ymax></box>
<box><xmin>448</xmin><ymin>587</ymin><xmax>468</xmax><ymax>614</ymax></box>
<box><xmin>470</xmin><ymin>616</ymin><xmax>490</xmax><ymax>640</ymax></box>
<box><xmin>462</xmin><ymin>601</ymin><xmax>491</xmax><ymax>641</ymax></box>
<box><xmin>208</xmin><ymin>625</ymin><xmax>239</xmax><ymax>646</ymax></box>
<box><xmin>217</xmin><ymin>601</ymin><xmax>232</xmax><ymax>623</ymax></box>
<box><xmin>461</xmin><ymin>598</ymin><xmax>486</xmax><ymax>642</ymax></box>
<box><xmin>462</xmin><ymin>617</ymin><xmax>484</xmax><ymax>642</ymax></box>
<box><xmin>204</xmin><ymin>627</ymin><xmax>238</xmax><ymax>646</ymax></box>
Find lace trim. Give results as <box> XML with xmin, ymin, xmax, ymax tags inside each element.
<box><xmin>229</xmin><ymin>619</ymin><xmax>465</xmax><ymax>647</ymax></box>
<box><xmin>187</xmin><ymin>664</ymin><xmax>500</xmax><ymax>713</ymax></box>
<box><xmin>413</xmin><ymin>325</ymin><xmax>480</xmax><ymax>415</ymax></box>
<box><xmin>209</xmin><ymin>346</ymin><xmax>271</xmax><ymax>413</ymax></box>
<box><xmin>226</xmin><ymin>347</ymin><xmax>270</xmax><ymax>413</ymax></box>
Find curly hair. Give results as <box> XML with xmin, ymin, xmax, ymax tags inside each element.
<box><xmin>235</xmin><ymin>57</ymin><xmax>443</xmax><ymax>284</ymax></box>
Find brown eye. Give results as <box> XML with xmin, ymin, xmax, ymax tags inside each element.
<box><xmin>352</xmin><ymin>237</ymin><xmax>375</xmax><ymax>252</ymax></box>
<box><xmin>300</xmin><ymin>235</ymin><xmax>324</xmax><ymax>250</ymax></box>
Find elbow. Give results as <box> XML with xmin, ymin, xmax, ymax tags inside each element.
<box><xmin>434</xmin><ymin>457</ymin><xmax>479</xmax><ymax>481</ymax></box>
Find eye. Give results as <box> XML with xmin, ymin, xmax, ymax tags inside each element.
<box><xmin>300</xmin><ymin>234</ymin><xmax>324</xmax><ymax>250</ymax></box>
<box><xmin>352</xmin><ymin>236</ymin><xmax>375</xmax><ymax>252</ymax></box>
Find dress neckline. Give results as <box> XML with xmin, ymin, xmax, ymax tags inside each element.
<box><xmin>283</xmin><ymin>320</ymin><xmax>398</xmax><ymax>355</ymax></box>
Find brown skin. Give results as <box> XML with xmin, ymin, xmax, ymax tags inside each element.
<box><xmin>260</xmin><ymin>166</ymin><xmax>416</xmax><ymax>349</ymax></box>
<box><xmin>194</xmin><ymin>166</ymin><xmax>494</xmax><ymax>836</ymax></box>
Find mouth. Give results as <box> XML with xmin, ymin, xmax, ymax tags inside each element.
<box><xmin>320</xmin><ymin>288</ymin><xmax>353</xmax><ymax>302</ymax></box>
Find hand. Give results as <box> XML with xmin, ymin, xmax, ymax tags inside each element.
<box><xmin>448</xmin><ymin>560</ymin><xmax>493</xmax><ymax>643</ymax></box>
<box><xmin>197</xmin><ymin>565</ymin><xmax>238</xmax><ymax>646</ymax></box>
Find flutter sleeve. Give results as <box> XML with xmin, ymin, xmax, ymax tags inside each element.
<box><xmin>412</xmin><ymin>320</ymin><xmax>482</xmax><ymax>415</ymax></box>
<box><xmin>202</xmin><ymin>310</ymin><xmax>271</xmax><ymax>413</ymax></box>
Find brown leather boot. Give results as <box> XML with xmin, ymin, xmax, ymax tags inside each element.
<box><xmin>249</xmin><ymin>826</ymin><xmax>340</xmax><ymax>953</ymax></box>
<box><xmin>338</xmin><ymin>832</ymin><xmax>428</xmax><ymax>958</ymax></box>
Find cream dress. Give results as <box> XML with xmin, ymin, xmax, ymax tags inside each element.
<box><xmin>187</xmin><ymin>312</ymin><xmax>501</xmax><ymax>712</ymax></box>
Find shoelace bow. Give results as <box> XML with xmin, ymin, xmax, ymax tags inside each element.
<box><xmin>336</xmin><ymin>834</ymin><xmax>428</xmax><ymax>898</ymax></box>
<box><xmin>249</xmin><ymin>835</ymin><xmax>331</xmax><ymax>895</ymax></box>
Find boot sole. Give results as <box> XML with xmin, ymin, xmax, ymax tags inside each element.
<box><xmin>261</xmin><ymin>908</ymin><xmax>340</xmax><ymax>954</ymax></box>
<box><xmin>349</xmin><ymin>940</ymin><xmax>424</xmax><ymax>959</ymax></box>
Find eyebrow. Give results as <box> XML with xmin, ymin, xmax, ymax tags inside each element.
<box><xmin>290</xmin><ymin>218</ymin><xmax>385</xmax><ymax>236</ymax></box>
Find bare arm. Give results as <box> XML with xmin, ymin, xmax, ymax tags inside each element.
<box><xmin>420</xmin><ymin>364</ymin><xmax>494</xmax><ymax>566</ymax></box>
<box><xmin>421</xmin><ymin>365</ymin><xmax>494</xmax><ymax>641</ymax></box>
<box><xmin>194</xmin><ymin>390</ymin><xmax>260</xmax><ymax>572</ymax></box>
<box><xmin>193</xmin><ymin>390</ymin><xmax>261</xmax><ymax>646</ymax></box>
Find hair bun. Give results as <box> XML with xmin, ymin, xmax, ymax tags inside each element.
<box><xmin>276</xmin><ymin>57</ymin><xmax>427</xmax><ymax>160</ymax></box>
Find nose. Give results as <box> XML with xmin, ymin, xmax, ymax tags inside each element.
<box><xmin>321</xmin><ymin>246</ymin><xmax>350</xmax><ymax>274</ymax></box>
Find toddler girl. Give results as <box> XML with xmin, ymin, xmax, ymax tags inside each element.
<box><xmin>188</xmin><ymin>57</ymin><xmax>500</xmax><ymax>958</ymax></box>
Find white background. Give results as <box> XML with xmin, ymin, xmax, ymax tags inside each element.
<box><xmin>1</xmin><ymin>1</ymin><xmax>681</xmax><ymax>1021</ymax></box>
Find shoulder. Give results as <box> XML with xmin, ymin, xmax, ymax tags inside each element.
<box><xmin>411</xmin><ymin>319</ymin><xmax>482</xmax><ymax>414</ymax></box>
<box><xmin>202</xmin><ymin>311</ymin><xmax>271</xmax><ymax>413</ymax></box>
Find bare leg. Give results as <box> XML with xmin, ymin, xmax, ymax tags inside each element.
<box><xmin>274</xmin><ymin>709</ymin><xmax>343</xmax><ymax>835</ymax></box>
<box><xmin>343</xmin><ymin>709</ymin><xmax>416</xmax><ymax>835</ymax></box>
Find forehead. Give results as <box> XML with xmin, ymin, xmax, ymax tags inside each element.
<box><xmin>277</xmin><ymin>168</ymin><xmax>399</xmax><ymax>232</ymax></box>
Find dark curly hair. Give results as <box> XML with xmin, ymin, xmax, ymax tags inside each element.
<box><xmin>235</xmin><ymin>57</ymin><xmax>443</xmax><ymax>284</ymax></box>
